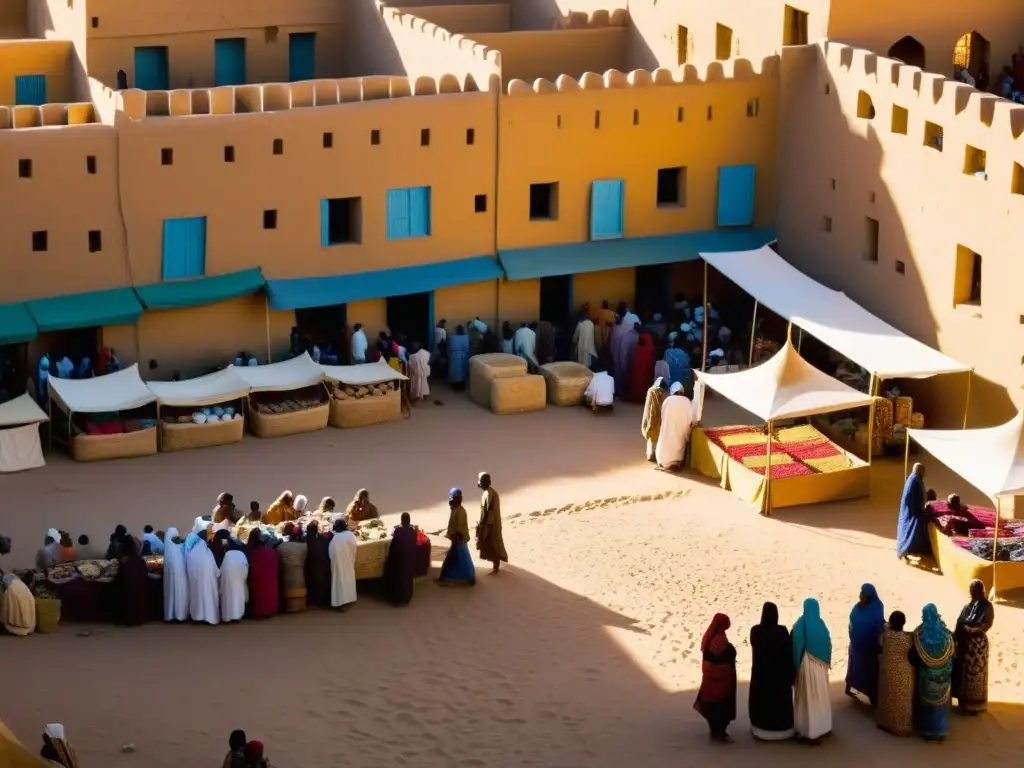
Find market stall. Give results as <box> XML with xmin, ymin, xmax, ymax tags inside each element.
<box><xmin>320</xmin><ymin>361</ymin><xmax>407</xmax><ymax>429</ymax></box>
<box><xmin>908</xmin><ymin>414</ymin><xmax>1024</xmax><ymax>596</ymax></box>
<box><xmin>0</xmin><ymin>393</ymin><xmax>49</xmax><ymax>472</ymax></box>
<box><xmin>232</xmin><ymin>352</ymin><xmax>329</xmax><ymax>438</ymax></box>
<box><xmin>48</xmin><ymin>365</ymin><xmax>158</xmax><ymax>462</ymax></box>
<box><xmin>691</xmin><ymin>340</ymin><xmax>874</xmax><ymax>514</ymax></box>
<box><xmin>147</xmin><ymin>368</ymin><xmax>250</xmax><ymax>452</ymax></box>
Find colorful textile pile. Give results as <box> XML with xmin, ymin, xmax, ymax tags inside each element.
<box><xmin>704</xmin><ymin>425</ymin><xmax>855</xmax><ymax>478</ymax></box>
<box><xmin>804</xmin><ymin>455</ymin><xmax>853</xmax><ymax>473</ymax></box>
<box><xmin>775</xmin><ymin>425</ymin><xmax>823</xmax><ymax>444</ymax></box>
<box><xmin>783</xmin><ymin>440</ymin><xmax>841</xmax><ymax>460</ymax></box>
<box><xmin>748</xmin><ymin>462</ymin><xmax>815</xmax><ymax>478</ymax></box>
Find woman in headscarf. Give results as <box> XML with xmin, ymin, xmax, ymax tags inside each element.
<box><xmin>447</xmin><ymin>324</ymin><xmax>470</xmax><ymax>387</ymax></box>
<box><xmin>749</xmin><ymin>602</ymin><xmax>795</xmax><ymax>740</ymax></box>
<box><xmin>1</xmin><ymin>573</ymin><xmax>36</xmax><ymax>636</ymax></box>
<box><xmin>627</xmin><ymin>331</ymin><xmax>656</xmax><ymax>403</ymax></box>
<box><xmin>304</xmin><ymin>520</ymin><xmax>333</xmax><ymax>607</ymax></box>
<box><xmin>345</xmin><ymin>489</ymin><xmax>379</xmax><ymax>523</ymax></box>
<box><xmin>220</xmin><ymin>539</ymin><xmax>249</xmax><ymax>623</ymax></box>
<box><xmin>278</xmin><ymin>522</ymin><xmax>307</xmax><ymax>613</ymax></box>
<box><xmin>105</xmin><ymin>524</ymin><xmax>130</xmax><ymax>560</ymax></box>
<box><xmin>114</xmin><ymin>537</ymin><xmax>150</xmax><ymax>626</ymax></box>
<box><xmin>909</xmin><ymin>603</ymin><xmax>955</xmax><ymax>741</ymax></box>
<box><xmin>876</xmin><ymin>610</ymin><xmax>914</xmax><ymax>735</ymax></box>
<box><xmin>293</xmin><ymin>494</ymin><xmax>308</xmax><ymax>517</ymax></box>
<box><xmin>845</xmin><ymin>583</ymin><xmax>885</xmax><ymax>705</ymax></box>
<box><xmin>246</xmin><ymin>529</ymin><xmax>279</xmax><ymax>620</ymax></box>
<box><xmin>162</xmin><ymin>527</ymin><xmax>189</xmax><ymax>622</ymax></box>
<box><xmin>185</xmin><ymin>531</ymin><xmax>220</xmax><ymax>625</ymax></box>
<box><xmin>693</xmin><ymin>613</ymin><xmax>737</xmax><ymax>743</ymax></box>
<box><xmin>792</xmin><ymin>597</ymin><xmax>832</xmax><ymax>743</ymax></box>
<box><xmin>610</xmin><ymin>319</ymin><xmax>638</xmax><ymax>395</ymax></box>
<box><xmin>264</xmin><ymin>491</ymin><xmax>296</xmax><ymax>526</ymax></box>
<box><xmin>383</xmin><ymin>512</ymin><xmax>418</xmax><ymax>607</ymax></box>
<box><xmin>439</xmin><ymin>488</ymin><xmax>476</xmax><ymax>586</ymax></box>
<box><xmin>209</xmin><ymin>529</ymin><xmax>230</xmax><ymax>568</ymax></box>
<box><xmin>501</xmin><ymin>321</ymin><xmax>515</xmax><ymax>354</ymax></box>
<box><xmin>663</xmin><ymin>336</ymin><xmax>691</xmax><ymax>390</ymax></box>
<box><xmin>953</xmin><ymin>578</ymin><xmax>994</xmax><ymax>714</ymax></box>
<box><xmin>36</xmin><ymin>528</ymin><xmax>62</xmax><ymax>570</ymax></box>
<box><xmin>641</xmin><ymin>377</ymin><xmax>668</xmax><ymax>463</ymax></box>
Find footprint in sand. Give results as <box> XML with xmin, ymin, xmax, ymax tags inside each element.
<box><xmin>495</xmin><ymin>697</ymin><xmax>514</xmax><ymax>707</ymax></box>
<box><xmin>539</xmin><ymin>710</ymin><xmax>558</xmax><ymax>720</ymax></box>
<box><xmin>394</xmin><ymin>711</ymin><xmax>419</xmax><ymax>725</ymax></box>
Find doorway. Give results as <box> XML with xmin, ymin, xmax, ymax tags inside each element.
<box><xmin>295</xmin><ymin>303</ymin><xmax>347</xmax><ymax>360</ymax></box>
<box><xmin>0</xmin><ymin>342</ymin><xmax>28</xmax><ymax>404</ymax></box>
<box><xmin>386</xmin><ymin>291</ymin><xmax>432</xmax><ymax>350</ymax></box>
<box><xmin>952</xmin><ymin>31</ymin><xmax>990</xmax><ymax>88</ymax></box>
<box><xmin>539</xmin><ymin>275</ymin><xmax>572</xmax><ymax>325</ymax></box>
<box><xmin>888</xmin><ymin>36</ymin><xmax>925</xmax><ymax>69</ymax></box>
<box><xmin>634</xmin><ymin>264</ymin><xmax>669</xmax><ymax>320</ymax></box>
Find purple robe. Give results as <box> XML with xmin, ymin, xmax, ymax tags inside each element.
<box><xmin>611</xmin><ymin>324</ymin><xmax>638</xmax><ymax>395</ymax></box>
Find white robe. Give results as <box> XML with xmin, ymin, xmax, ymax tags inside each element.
<box><xmin>351</xmin><ymin>329</ymin><xmax>368</xmax><ymax>363</ymax></box>
<box><xmin>329</xmin><ymin>530</ymin><xmax>359</xmax><ymax>607</ymax></box>
<box><xmin>655</xmin><ymin>395</ymin><xmax>692</xmax><ymax>468</ymax></box>
<box><xmin>185</xmin><ymin>538</ymin><xmax>220</xmax><ymax>625</ymax></box>
<box><xmin>513</xmin><ymin>327</ymin><xmax>537</xmax><ymax>366</ymax></box>
<box><xmin>162</xmin><ymin>528</ymin><xmax>189</xmax><ymax>622</ymax></box>
<box><xmin>219</xmin><ymin>549</ymin><xmax>249</xmax><ymax>622</ymax></box>
<box><xmin>794</xmin><ymin>654</ymin><xmax>832</xmax><ymax>740</ymax></box>
<box><xmin>2</xmin><ymin>575</ymin><xmax>36</xmax><ymax>636</ymax></box>
<box><xmin>408</xmin><ymin>348</ymin><xmax>431</xmax><ymax>399</ymax></box>
<box><xmin>572</xmin><ymin>319</ymin><xmax>597</xmax><ymax>367</ymax></box>
<box><xmin>584</xmin><ymin>371</ymin><xmax>615</xmax><ymax>407</ymax></box>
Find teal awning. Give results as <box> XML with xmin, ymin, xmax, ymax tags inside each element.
<box><xmin>0</xmin><ymin>302</ymin><xmax>38</xmax><ymax>346</ymax></box>
<box><xmin>26</xmin><ymin>287</ymin><xmax>144</xmax><ymax>332</ymax></box>
<box><xmin>498</xmin><ymin>228</ymin><xmax>776</xmax><ymax>280</ymax></box>
<box><xmin>266</xmin><ymin>256</ymin><xmax>503</xmax><ymax>311</ymax></box>
<box><xmin>135</xmin><ymin>267</ymin><xmax>265</xmax><ymax>310</ymax></box>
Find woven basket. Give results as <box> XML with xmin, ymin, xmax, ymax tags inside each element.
<box><xmin>329</xmin><ymin>390</ymin><xmax>401</xmax><ymax>428</ymax></box>
<box><xmin>159</xmin><ymin>417</ymin><xmax>244</xmax><ymax>452</ymax></box>
<box><xmin>71</xmin><ymin>427</ymin><xmax>158</xmax><ymax>462</ymax></box>
<box><xmin>469</xmin><ymin>354</ymin><xmax>527</xmax><ymax>406</ymax></box>
<box><xmin>248</xmin><ymin>401</ymin><xmax>329</xmax><ymax>438</ymax></box>
<box><xmin>354</xmin><ymin>537</ymin><xmax>390</xmax><ymax>580</ymax></box>
<box><xmin>893</xmin><ymin>396</ymin><xmax>913</xmax><ymax>426</ymax></box>
<box><xmin>540</xmin><ymin>362</ymin><xmax>593</xmax><ymax>406</ymax></box>
<box><xmin>34</xmin><ymin>597</ymin><xmax>60</xmax><ymax>633</ymax></box>
<box><xmin>490</xmin><ymin>374</ymin><xmax>547</xmax><ymax>415</ymax></box>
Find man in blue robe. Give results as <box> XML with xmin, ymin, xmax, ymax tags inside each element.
<box><xmin>897</xmin><ymin>462</ymin><xmax>931</xmax><ymax>560</ymax></box>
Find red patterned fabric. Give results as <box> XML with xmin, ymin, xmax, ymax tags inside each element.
<box><xmin>784</xmin><ymin>441</ymin><xmax>841</xmax><ymax>460</ymax></box>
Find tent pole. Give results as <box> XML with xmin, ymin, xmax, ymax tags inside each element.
<box><xmin>264</xmin><ymin>295</ymin><xmax>273</xmax><ymax>364</ymax></box>
<box><xmin>903</xmin><ymin>430</ymin><xmax>910</xmax><ymax>479</ymax></box>
<box><xmin>47</xmin><ymin>396</ymin><xmax>52</xmax><ymax>451</ymax></box>
<box><xmin>963</xmin><ymin>369</ymin><xmax>973</xmax><ymax>429</ymax></box>
<box><xmin>991</xmin><ymin>494</ymin><xmax>1000</xmax><ymax>600</ymax></box>
<box><xmin>700</xmin><ymin>261</ymin><xmax>709</xmax><ymax>372</ymax></box>
<box><xmin>765</xmin><ymin>420</ymin><xmax>773</xmax><ymax>516</ymax></box>
<box><xmin>748</xmin><ymin>300</ymin><xmax>759</xmax><ymax>367</ymax></box>
<box><xmin>797</xmin><ymin>327</ymin><xmax>803</xmax><ymax>352</ymax></box>
<box><xmin>786</xmin><ymin>321</ymin><xmax>792</xmax><ymax>344</ymax></box>
<box><xmin>866</xmin><ymin>374</ymin><xmax>877</xmax><ymax>466</ymax></box>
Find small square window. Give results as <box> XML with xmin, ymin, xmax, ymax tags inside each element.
<box><xmin>891</xmin><ymin>104</ymin><xmax>909</xmax><ymax>135</ymax></box>
<box><xmin>556</xmin><ymin>114</ymin><xmax>562</xmax><ymax>129</ymax></box>
<box><xmin>594</xmin><ymin>110</ymin><xmax>601</xmax><ymax>129</ymax></box>
<box><xmin>924</xmin><ymin>121</ymin><xmax>943</xmax><ymax>151</ymax></box>
<box><xmin>864</xmin><ymin>217</ymin><xmax>880</xmax><ymax>262</ymax></box>
<box><xmin>954</xmin><ymin>245</ymin><xmax>982</xmax><ymax>307</ymax></box>
<box><xmin>963</xmin><ymin>144</ymin><xmax>987</xmax><ymax>178</ymax></box>
<box><xmin>856</xmin><ymin>90</ymin><xmax>875</xmax><ymax>120</ymax></box>
<box><xmin>895</xmin><ymin>260</ymin><xmax>905</xmax><ymax>275</ymax></box>
<box><xmin>822</xmin><ymin>216</ymin><xmax>832</xmax><ymax>234</ymax></box>
<box><xmin>420</xmin><ymin>128</ymin><xmax>430</xmax><ymax>146</ymax></box>
<box><xmin>656</xmin><ymin>167</ymin><xmax>686</xmax><ymax>207</ymax></box>
<box><xmin>263</xmin><ymin>210</ymin><xmax>277</xmax><ymax>230</ymax></box>
<box><xmin>824</xmin><ymin>83</ymin><xmax>830</xmax><ymax>95</ymax></box>
<box><xmin>869</xmin><ymin>191</ymin><xmax>876</xmax><ymax>204</ymax></box>
<box><xmin>633</xmin><ymin>108</ymin><xmax>640</xmax><ymax>126</ymax></box>
<box><xmin>90</xmin><ymin>16</ymin><xmax>98</xmax><ymax>27</ymax></box>
<box><xmin>272</xmin><ymin>138</ymin><xmax>283</xmax><ymax>155</ymax></box>
<box><xmin>746</xmin><ymin>98</ymin><xmax>760</xmax><ymax>117</ymax></box>
<box><xmin>830</xmin><ymin>178</ymin><xmax>836</xmax><ymax>191</ymax></box>
<box><xmin>88</xmin><ymin>230</ymin><xmax>102</xmax><ymax>252</ymax></box>
<box><xmin>529</xmin><ymin>182</ymin><xmax>558</xmax><ymax>221</ymax></box>
<box><xmin>324</xmin><ymin>198</ymin><xmax>362</xmax><ymax>245</ymax></box>
<box><xmin>466</xmin><ymin>128</ymin><xmax>475</xmax><ymax>145</ymax></box>
<box><xmin>32</xmin><ymin>231</ymin><xmax>47</xmax><ymax>252</ymax></box>
<box><xmin>224</xmin><ymin>145</ymin><xmax>235</xmax><ymax>163</ymax></box>
<box><xmin>677</xmin><ymin>107</ymin><xmax>684</xmax><ymax>122</ymax></box>
<box><xmin>370</xmin><ymin>129</ymin><xmax>380</xmax><ymax>145</ymax></box>
<box><xmin>18</xmin><ymin>159</ymin><xmax>31</xmax><ymax>178</ymax></box>
<box><xmin>322</xmin><ymin>132</ymin><xmax>333</xmax><ymax>149</ymax></box>
<box><xmin>86</xmin><ymin>155</ymin><xmax>97</xmax><ymax>174</ymax></box>
<box><xmin>161</xmin><ymin>148</ymin><xmax>173</xmax><ymax>165</ymax></box>
<box><xmin>707</xmin><ymin>105</ymin><xmax>713</xmax><ymax>120</ymax></box>
<box><xmin>1013</xmin><ymin>162</ymin><xmax>1024</xmax><ymax>195</ymax></box>
<box><xmin>474</xmin><ymin>194</ymin><xmax>487</xmax><ymax>213</ymax></box>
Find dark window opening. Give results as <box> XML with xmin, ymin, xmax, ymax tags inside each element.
<box><xmin>86</xmin><ymin>155</ymin><xmax>97</xmax><ymax>173</ymax></box>
<box><xmin>32</xmin><ymin>231</ymin><xmax>47</xmax><ymax>252</ymax></box>
<box><xmin>322</xmin><ymin>132</ymin><xmax>333</xmax><ymax>149</ymax></box>
<box><xmin>529</xmin><ymin>182</ymin><xmax>557</xmax><ymax>220</ymax></box>
<box><xmin>326</xmin><ymin>197</ymin><xmax>361</xmax><ymax>245</ymax></box>
<box><xmin>466</xmin><ymin>128</ymin><xmax>475</xmax><ymax>145</ymax></box>
<box><xmin>18</xmin><ymin>159</ymin><xmax>31</xmax><ymax>178</ymax></box>
<box><xmin>263</xmin><ymin>210</ymin><xmax>277</xmax><ymax>229</ymax></box>
<box><xmin>161</xmin><ymin>148</ymin><xmax>173</xmax><ymax>165</ymax></box>
<box><xmin>224</xmin><ymin>145</ymin><xmax>235</xmax><ymax>162</ymax></box>
<box><xmin>633</xmin><ymin>109</ymin><xmax>640</xmax><ymax>125</ymax></box>
<box><xmin>474</xmin><ymin>194</ymin><xmax>487</xmax><ymax>213</ymax></box>
<box><xmin>539</xmin><ymin>275</ymin><xmax>572</xmax><ymax>325</ymax></box>
<box><xmin>864</xmin><ymin>217</ymin><xmax>879</xmax><ymax>262</ymax></box>
<box><xmin>272</xmin><ymin>138</ymin><xmax>283</xmax><ymax>155</ymax></box>
<box><xmin>420</xmin><ymin>128</ymin><xmax>430</xmax><ymax>146</ymax></box>
<box><xmin>88</xmin><ymin>230</ymin><xmax>102</xmax><ymax>252</ymax></box>
<box><xmin>657</xmin><ymin>167</ymin><xmax>685</xmax><ymax>206</ymax></box>
<box><xmin>594</xmin><ymin>110</ymin><xmax>601</xmax><ymax>129</ymax></box>
<box><xmin>370</xmin><ymin>129</ymin><xmax>380</xmax><ymax>145</ymax></box>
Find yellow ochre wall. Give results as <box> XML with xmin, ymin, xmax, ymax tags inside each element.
<box><xmin>347</xmin><ymin>299</ymin><xmax>387</xmax><ymax>347</ymax></box>
<box><xmin>434</xmin><ymin>281</ymin><xmax>499</xmax><ymax>331</ymax></box>
<box><xmin>0</xmin><ymin>40</ymin><xmax>73</xmax><ymax>106</ymax></box>
<box><xmin>573</xmin><ymin>268</ymin><xmax>635</xmax><ymax>312</ymax></box>
<box><xmin>471</xmin><ymin>28</ymin><xmax>628</xmax><ymax>84</ymax></box>
<box><xmin>498</xmin><ymin>279</ymin><xmax>540</xmax><ymax>325</ymax></box>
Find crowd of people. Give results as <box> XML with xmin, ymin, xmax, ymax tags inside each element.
<box><xmin>695</xmin><ymin>579</ymin><xmax>995</xmax><ymax>745</ymax></box>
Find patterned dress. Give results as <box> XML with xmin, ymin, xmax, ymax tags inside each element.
<box><xmin>875</xmin><ymin>626</ymin><xmax>914</xmax><ymax>735</ymax></box>
<box><xmin>954</xmin><ymin>597</ymin><xmax>994</xmax><ymax>713</ymax></box>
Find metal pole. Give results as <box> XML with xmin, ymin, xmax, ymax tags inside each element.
<box><xmin>797</xmin><ymin>327</ymin><xmax>803</xmax><ymax>352</ymax></box>
<box><xmin>765</xmin><ymin>420</ymin><xmax>773</xmax><ymax>516</ymax></box>
<box><xmin>264</xmin><ymin>294</ymin><xmax>273</xmax><ymax>364</ymax></box>
<box><xmin>866</xmin><ymin>374</ymin><xmax>877</xmax><ymax>465</ymax></box>
<box><xmin>748</xmin><ymin>300</ymin><xmax>759</xmax><ymax>367</ymax></box>
<box><xmin>903</xmin><ymin>429</ymin><xmax>911</xmax><ymax>479</ymax></box>
<box><xmin>700</xmin><ymin>261</ymin><xmax>709</xmax><ymax>372</ymax></box>
<box><xmin>963</xmin><ymin>369</ymin><xmax>973</xmax><ymax>429</ymax></box>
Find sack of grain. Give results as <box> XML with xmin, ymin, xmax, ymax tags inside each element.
<box><xmin>469</xmin><ymin>354</ymin><xmax>527</xmax><ymax>406</ymax></box>
<box><xmin>489</xmin><ymin>374</ymin><xmax>546</xmax><ymax>415</ymax></box>
<box><xmin>910</xmin><ymin>412</ymin><xmax>924</xmax><ymax>429</ymax></box>
<box><xmin>540</xmin><ymin>361</ymin><xmax>593</xmax><ymax>406</ymax></box>
<box><xmin>893</xmin><ymin>396</ymin><xmax>913</xmax><ymax>426</ymax></box>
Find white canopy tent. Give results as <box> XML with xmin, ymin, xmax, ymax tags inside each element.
<box><xmin>147</xmin><ymin>367</ymin><xmax>251</xmax><ymax>407</ymax></box>
<box><xmin>320</xmin><ymin>360</ymin><xmax>408</xmax><ymax>384</ymax></box>
<box><xmin>0</xmin><ymin>394</ymin><xmax>49</xmax><ymax>472</ymax></box>
<box><xmin>231</xmin><ymin>351</ymin><xmax>324</xmax><ymax>392</ymax></box>
<box><xmin>48</xmin><ymin>364</ymin><xmax>157</xmax><ymax>414</ymax></box>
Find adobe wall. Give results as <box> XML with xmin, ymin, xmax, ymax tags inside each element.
<box><xmin>407</xmin><ymin>4</ymin><xmax>511</xmax><ymax>34</ymax></box>
<box><xmin>776</xmin><ymin>41</ymin><xmax>1024</xmax><ymax>425</ymax></box>
<box><xmin>434</xmin><ymin>280</ymin><xmax>499</xmax><ymax>331</ymax></box>
<box><xmin>498</xmin><ymin>59</ymin><xmax>779</xmax><ymax>250</ymax></box>
<box><xmin>0</xmin><ymin>0</ymin><xmax>26</xmax><ymax>38</ymax></box>
<box><xmin>25</xmin><ymin>0</ymin><xmax>89</xmax><ymax>101</ymax></box>
<box><xmin>497</xmin><ymin>278</ymin><xmax>540</xmax><ymax>324</ymax></box>
<box><xmin>116</xmin><ymin>76</ymin><xmax>497</xmax><ymax>285</ymax></box>
<box><xmin>470</xmin><ymin>28</ymin><xmax>627</xmax><ymax>84</ymax></box>
<box><xmin>510</xmin><ymin>0</ymin><xmax>617</xmax><ymax>31</ymax></box>
<box><xmin>0</xmin><ymin>40</ymin><xmax>73</xmax><ymax>106</ymax></box>
<box><xmin>573</xmin><ymin>268</ymin><xmax>634</xmax><ymax>312</ymax></box>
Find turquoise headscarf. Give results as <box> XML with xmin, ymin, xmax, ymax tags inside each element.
<box><xmin>183</xmin><ymin>532</ymin><xmax>202</xmax><ymax>554</ymax></box>
<box><xmin>917</xmin><ymin>603</ymin><xmax>951</xmax><ymax>657</ymax></box>
<box><xmin>792</xmin><ymin>597</ymin><xmax>832</xmax><ymax>667</ymax></box>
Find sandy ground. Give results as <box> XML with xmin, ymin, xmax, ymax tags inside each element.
<box><xmin>2</xmin><ymin>389</ymin><xmax>1024</xmax><ymax>767</ymax></box>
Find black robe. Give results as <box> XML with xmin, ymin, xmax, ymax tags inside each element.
<box><xmin>749</xmin><ymin>620</ymin><xmax>796</xmax><ymax>734</ymax></box>
<box><xmin>383</xmin><ymin>525</ymin><xmax>418</xmax><ymax>606</ymax></box>
<box><xmin>115</xmin><ymin>554</ymin><xmax>151</xmax><ymax>627</ymax></box>
<box><xmin>304</xmin><ymin>533</ymin><xmax>332</xmax><ymax>607</ymax></box>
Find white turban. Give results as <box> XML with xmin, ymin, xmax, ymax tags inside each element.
<box><xmin>294</xmin><ymin>495</ymin><xmax>308</xmax><ymax>513</ymax></box>
<box><xmin>670</xmin><ymin>382</ymin><xmax>684</xmax><ymax>394</ymax></box>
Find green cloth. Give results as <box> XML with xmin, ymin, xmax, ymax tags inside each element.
<box><xmin>0</xmin><ymin>302</ymin><xmax>38</xmax><ymax>345</ymax></box>
<box><xmin>26</xmin><ymin>287</ymin><xmax>143</xmax><ymax>332</ymax></box>
<box><xmin>135</xmin><ymin>268</ymin><xmax>265</xmax><ymax>310</ymax></box>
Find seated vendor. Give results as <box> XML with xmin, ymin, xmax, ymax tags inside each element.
<box><xmin>265</xmin><ymin>491</ymin><xmax>297</xmax><ymax>526</ymax></box>
<box><xmin>36</xmin><ymin>529</ymin><xmax>61</xmax><ymax>570</ymax></box>
<box><xmin>584</xmin><ymin>369</ymin><xmax>615</xmax><ymax>409</ymax></box>
<box><xmin>234</xmin><ymin>502</ymin><xmax>265</xmax><ymax>543</ymax></box>
<box><xmin>346</xmin><ymin>489</ymin><xmax>379</xmax><ymax>522</ymax></box>
<box><xmin>947</xmin><ymin>493</ymin><xmax>965</xmax><ymax>513</ymax></box>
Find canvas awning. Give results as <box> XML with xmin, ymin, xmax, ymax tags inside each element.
<box><xmin>231</xmin><ymin>352</ymin><xmax>324</xmax><ymax>392</ymax></box>
<box><xmin>135</xmin><ymin>268</ymin><xmax>265</xmax><ymax>310</ymax></box>
<box><xmin>909</xmin><ymin>412</ymin><xmax>1024</xmax><ymax>499</ymax></box>
<box><xmin>48</xmin><ymin>364</ymin><xmax>156</xmax><ymax>414</ymax></box>
<box><xmin>0</xmin><ymin>393</ymin><xmax>49</xmax><ymax>427</ymax></box>
<box><xmin>0</xmin><ymin>302</ymin><xmax>38</xmax><ymax>346</ymax></box>
<box><xmin>26</xmin><ymin>287</ymin><xmax>144</xmax><ymax>332</ymax></box>
<box><xmin>146</xmin><ymin>367</ymin><xmax>251</xmax><ymax>407</ymax></box>
<box><xmin>320</xmin><ymin>360</ymin><xmax>408</xmax><ymax>384</ymax></box>
<box><xmin>694</xmin><ymin>339</ymin><xmax>874</xmax><ymax>421</ymax></box>
<box><xmin>700</xmin><ymin>246</ymin><xmax>969</xmax><ymax>379</ymax></box>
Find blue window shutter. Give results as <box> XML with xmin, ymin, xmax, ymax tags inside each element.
<box><xmin>162</xmin><ymin>217</ymin><xmax>206</xmax><ymax>279</ymax></box>
<box><xmin>288</xmin><ymin>33</ymin><xmax>316</xmax><ymax>82</ymax></box>
<box><xmin>135</xmin><ymin>46</ymin><xmax>169</xmax><ymax>90</ymax></box>
<box><xmin>188</xmin><ymin>217</ymin><xmax>207</xmax><ymax>275</ymax></box>
<box><xmin>387</xmin><ymin>189</ymin><xmax>410</xmax><ymax>239</ymax></box>
<box><xmin>409</xmin><ymin>186</ymin><xmax>431</xmax><ymax>237</ymax></box>
<box><xmin>14</xmin><ymin>75</ymin><xmax>46</xmax><ymax>106</ymax></box>
<box><xmin>214</xmin><ymin>38</ymin><xmax>246</xmax><ymax>86</ymax></box>
<box><xmin>320</xmin><ymin>199</ymin><xmax>330</xmax><ymax>246</ymax></box>
<box><xmin>717</xmin><ymin>165</ymin><xmax>756</xmax><ymax>227</ymax></box>
<box><xmin>591</xmin><ymin>179</ymin><xmax>624</xmax><ymax>240</ymax></box>
<box><xmin>161</xmin><ymin>220</ymin><xmax>178</xmax><ymax>280</ymax></box>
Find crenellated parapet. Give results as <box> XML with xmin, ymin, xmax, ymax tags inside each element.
<box><xmin>552</xmin><ymin>8</ymin><xmax>629</xmax><ymax>29</ymax></box>
<box><xmin>0</xmin><ymin>103</ymin><xmax>96</xmax><ymax>129</ymax></box>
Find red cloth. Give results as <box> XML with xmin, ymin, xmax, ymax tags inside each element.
<box><xmin>696</xmin><ymin>613</ymin><xmax>736</xmax><ymax>706</ymax></box>
<box><xmin>628</xmin><ymin>334</ymin><xmax>656</xmax><ymax>403</ymax></box>
<box><xmin>701</xmin><ymin>613</ymin><xmax>731</xmax><ymax>654</ymax></box>
<box><xmin>247</xmin><ymin>546</ymin><xmax>280</xmax><ymax>619</ymax></box>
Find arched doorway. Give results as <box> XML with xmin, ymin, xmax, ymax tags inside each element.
<box><xmin>888</xmin><ymin>36</ymin><xmax>925</xmax><ymax>69</ymax></box>
<box><xmin>952</xmin><ymin>31</ymin><xmax>991</xmax><ymax>89</ymax></box>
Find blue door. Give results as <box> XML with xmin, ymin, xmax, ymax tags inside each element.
<box><xmin>386</xmin><ymin>187</ymin><xmax>431</xmax><ymax>239</ymax></box>
<box><xmin>409</xmin><ymin>186</ymin><xmax>431</xmax><ymax>237</ymax></box>
<box><xmin>288</xmin><ymin>33</ymin><xmax>316</xmax><ymax>82</ymax></box>
<box><xmin>590</xmin><ymin>179</ymin><xmax>624</xmax><ymax>240</ymax></box>
<box><xmin>717</xmin><ymin>165</ymin><xmax>756</xmax><ymax>227</ymax></box>
<box><xmin>214</xmin><ymin>38</ymin><xmax>246</xmax><ymax>86</ymax></box>
<box><xmin>386</xmin><ymin>189</ymin><xmax>411</xmax><ymax>239</ymax></box>
<box><xmin>162</xmin><ymin>217</ymin><xmax>207</xmax><ymax>279</ymax></box>
<box><xmin>134</xmin><ymin>46</ymin><xmax>170</xmax><ymax>90</ymax></box>
<box><xmin>14</xmin><ymin>74</ymin><xmax>47</xmax><ymax>105</ymax></box>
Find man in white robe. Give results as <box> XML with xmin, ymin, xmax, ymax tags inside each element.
<box><xmin>408</xmin><ymin>343</ymin><xmax>431</xmax><ymax>401</ymax></box>
<box><xmin>584</xmin><ymin>370</ymin><xmax>615</xmax><ymax>408</ymax></box>
<box><xmin>162</xmin><ymin>527</ymin><xmax>189</xmax><ymax>622</ymax></box>
<box><xmin>2</xmin><ymin>573</ymin><xmax>35</xmax><ymax>636</ymax></box>
<box><xmin>656</xmin><ymin>382</ymin><xmax>692</xmax><ymax>470</ymax></box>
<box><xmin>572</xmin><ymin>315</ymin><xmax>597</xmax><ymax>369</ymax></box>
<box><xmin>329</xmin><ymin>519</ymin><xmax>358</xmax><ymax>609</ymax></box>
<box><xmin>185</xmin><ymin>532</ymin><xmax>220</xmax><ymax>625</ymax></box>
<box><xmin>351</xmin><ymin>323</ymin><xmax>369</xmax><ymax>363</ymax></box>
<box><xmin>513</xmin><ymin>324</ymin><xmax>538</xmax><ymax>367</ymax></box>
<box><xmin>220</xmin><ymin>545</ymin><xmax>249</xmax><ymax>623</ymax></box>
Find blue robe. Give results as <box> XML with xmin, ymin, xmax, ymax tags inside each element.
<box><xmin>846</xmin><ymin>585</ymin><xmax>884</xmax><ymax>699</ymax></box>
<box><xmin>664</xmin><ymin>348</ymin><xmax>691</xmax><ymax>389</ymax></box>
<box><xmin>447</xmin><ymin>334</ymin><xmax>470</xmax><ymax>384</ymax></box>
<box><xmin>896</xmin><ymin>473</ymin><xmax>930</xmax><ymax>558</ymax></box>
